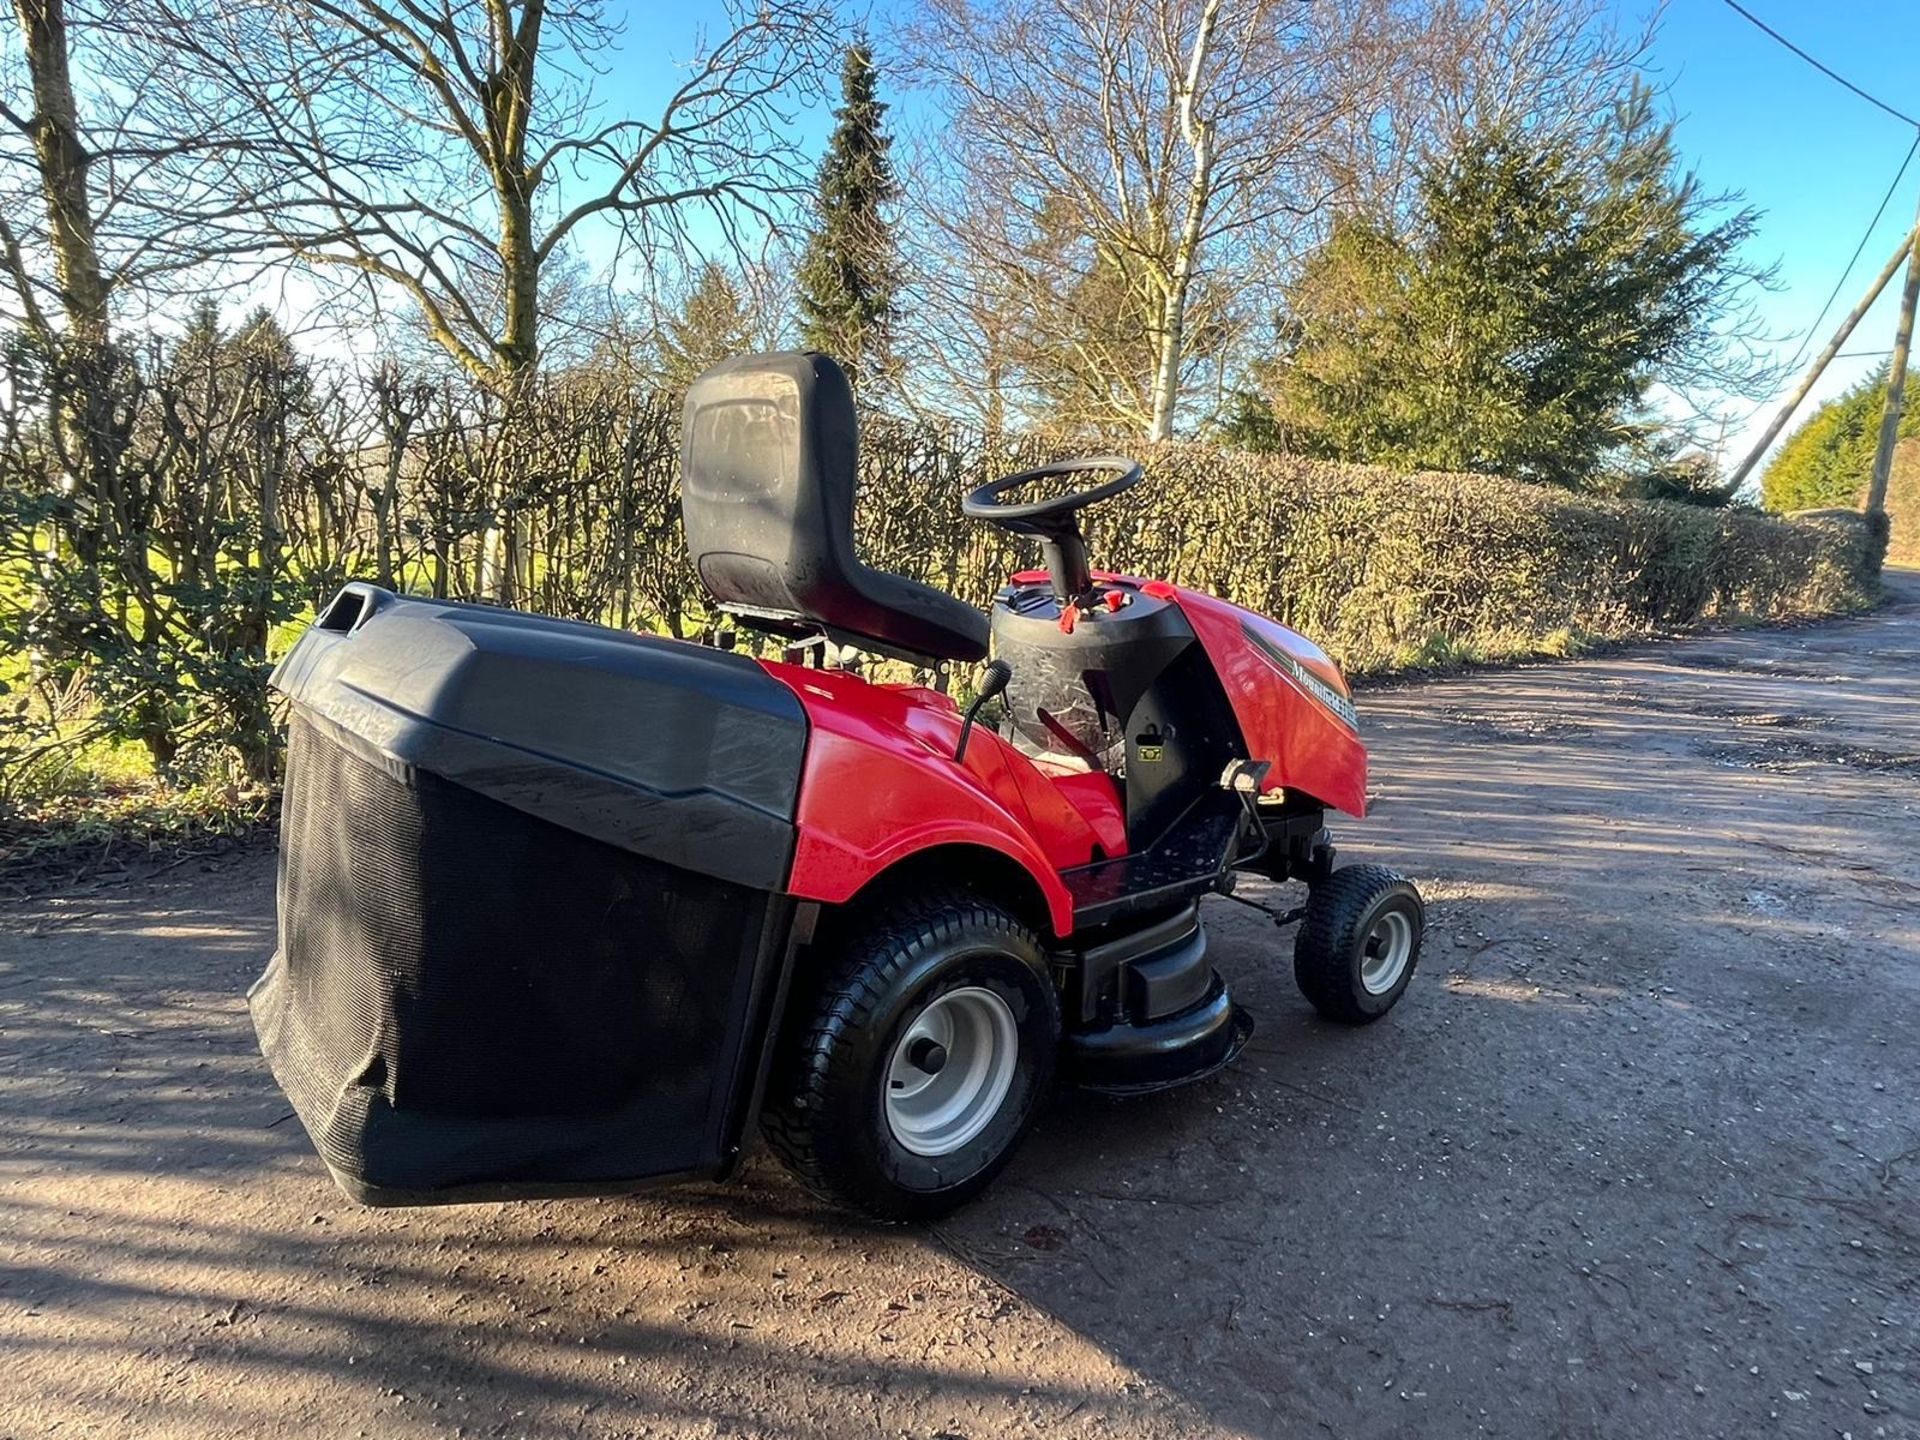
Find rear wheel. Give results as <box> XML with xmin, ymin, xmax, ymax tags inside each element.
<box><xmin>762</xmin><ymin>891</ymin><xmax>1059</xmax><ymax>1221</ymax></box>
<box><xmin>1294</xmin><ymin>865</ymin><xmax>1424</xmax><ymax>1023</ymax></box>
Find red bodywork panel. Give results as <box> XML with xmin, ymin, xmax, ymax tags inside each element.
<box><xmin>764</xmin><ymin>576</ymin><xmax>1367</xmax><ymax>934</ymax></box>
<box><xmin>763</xmin><ymin>662</ymin><xmax>1124</xmax><ymax>936</ymax></box>
<box><xmin>1149</xmin><ymin>583</ymin><xmax>1369</xmax><ymax>818</ymax></box>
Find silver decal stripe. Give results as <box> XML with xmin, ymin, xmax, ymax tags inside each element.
<box><xmin>1240</xmin><ymin>623</ymin><xmax>1359</xmax><ymax>730</ymax></box>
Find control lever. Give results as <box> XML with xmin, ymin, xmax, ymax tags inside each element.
<box><xmin>954</xmin><ymin>660</ymin><xmax>1013</xmax><ymax>763</ymax></box>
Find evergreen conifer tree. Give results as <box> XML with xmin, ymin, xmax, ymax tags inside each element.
<box><xmin>657</xmin><ymin>262</ymin><xmax>755</xmax><ymax>391</ymax></box>
<box><xmin>797</xmin><ymin>41</ymin><xmax>900</xmax><ymax>389</ymax></box>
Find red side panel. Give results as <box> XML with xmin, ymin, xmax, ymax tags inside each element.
<box><xmin>763</xmin><ymin>662</ymin><xmax>1124</xmax><ymax>936</ymax></box>
<box><xmin>1158</xmin><ymin>585</ymin><xmax>1370</xmax><ymax>817</ymax></box>
<box><xmin>1042</xmin><ymin>769</ymin><xmax>1129</xmax><ymax>857</ymax></box>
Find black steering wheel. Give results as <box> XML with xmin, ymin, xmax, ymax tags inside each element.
<box><xmin>962</xmin><ymin>456</ymin><xmax>1144</xmax><ymax>603</ymax></box>
<box><xmin>961</xmin><ymin>456</ymin><xmax>1143</xmax><ymax>537</ymax></box>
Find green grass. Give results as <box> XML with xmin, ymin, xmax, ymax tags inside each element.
<box><xmin>1536</xmin><ymin>626</ymin><xmax>1594</xmax><ymax>659</ymax></box>
<box><xmin>0</xmin><ymin>665</ymin><xmax>271</xmax><ymax>881</ymax></box>
<box><xmin>1364</xmin><ymin>622</ymin><xmax>1605</xmax><ymax>675</ymax></box>
<box><xmin>1</xmin><ymin>775</ymin><xmax>270</xmax><ymax>877</ymax></box>
<box><xmin>1385</xmin><ymin>630</ymin><xmax>1489</xmax><ymax>671</ymax></box>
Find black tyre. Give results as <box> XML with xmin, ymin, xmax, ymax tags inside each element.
<box><xmin>1294</xmin><ymin>865</ymin><xmax>1424</xmax><ymax>1024</ymax></box>
<box><xmin>761</xmin><ymin>890</ymin><xmax>1060</xmax><ymax>1221</ymax></box>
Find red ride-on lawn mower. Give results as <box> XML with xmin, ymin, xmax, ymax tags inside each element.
<box><xmin>251</xmin><ymin>352</ymin><xmax>1424</xmax><ymax>1221</ymax></box>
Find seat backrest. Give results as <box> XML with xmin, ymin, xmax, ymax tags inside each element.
<box><xmin>681</xmin><ymin>351</ymin><xmax>859</xmax><ymax>627</ymax></box>
<box><xmin>680</xmin><ymin>351</ymin><xmax>989</xmax><ymax>663</ymax></box>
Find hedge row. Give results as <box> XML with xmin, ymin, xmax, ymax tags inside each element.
<box><xmin>851</xmin><ymin>427</ymin><xmax>1883</xmax><ymax>673</ymax></box>
<box><xmin>5</xmin><ymin>358</ymin><xmax>1884</xmax><ymax>809</ymax></box>
<box><xmin>342</xmin><ymin>396</ymin><xmax>1884</xmax><ymax>673</ymax></box>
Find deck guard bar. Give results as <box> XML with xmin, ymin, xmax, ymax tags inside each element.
<box><xmin>250</xmin><ymin>587</ymin><xmax>808</xmax><ymax>1204</ymax></box>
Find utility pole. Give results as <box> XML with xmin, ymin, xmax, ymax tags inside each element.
<box><xmin>1726</xmin><ymin>223</ymin><xmax>1919</xmax><ymax>495</ymax></box>
<box><xmin>1867</xmin><ymin>196</ymin><xmax>1920</xmax><ymax>515</ymax></box>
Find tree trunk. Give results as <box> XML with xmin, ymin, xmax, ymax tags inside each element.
<box><xmin>488</xmin><ymin>0</ymin><xmax>543</xmax><ymax>378</ymax></box>
<box><xmin>12</xmin><ymin>0</ymin><xmax>109</xmax><ymax>348</ymax></box>
<box><xmin>485</xmin><ymin>201</ymin><xmax>537</xmax><ymax>604</ymax></box>
<box><xmin>496</xmin><ymin>186</ymin><xmax>540</xmax><ymax>376</ymax></box>
<box><xmin>1145</xmin><ymin>0</ymin><xmax>1220</xmax><ymax>444</ymax></box>
<box><xmin>466</xmin><ymin>0</ymin><xmax>545</xmax><ymax>598</ymax></box>
<box><xmin>374</xmin><ymin>436</ymin><xmax>406</xmax><ymax>589</ymax></box>
<box><xmin>1147</xmin><ymin>284</ymin><xmax>1186</xmax><ymax>443</ymax></box>
<box><xmin>14</xmin><ymin>0</ymin><xmax>123</xmax><ymax>534</ymax></box>
<box><xmin>371</xmin><ymin>375</ymin><xmax>418</xmax><ymax>589</ymax></box>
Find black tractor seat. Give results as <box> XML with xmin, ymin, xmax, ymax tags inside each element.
<box><xmin>680</xmin><ymin>353</ymin><xmax>988</xmax><ymax>664</ymax></box>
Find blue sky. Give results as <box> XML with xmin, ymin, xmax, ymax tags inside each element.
<box><xmin>1640</xmin><ymin>1</ymin><xmax>1920</xmax><ymax>471</ymax></box>
<box><xmin>634</xmin><ymin>1</ymin><xmax>1914</xmax><ymax>462</ymax></box>
<box><xmin>558</xmin><ymin>1</ymin><xmax>1920</xmax><ymax>472</ymax></box>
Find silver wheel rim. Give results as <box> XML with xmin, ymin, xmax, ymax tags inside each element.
<box><xmin>1360</xmin><ymin>909</ymin><xmax>1414</xmax><ymax>995</ymax></box>
<box><xmin>884</xmin><ymin>986</ymin><xmax>1020</xmax><ymax>1158</ymax></box>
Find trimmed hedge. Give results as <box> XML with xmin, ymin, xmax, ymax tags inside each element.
<box><xmin>850</xmin><ymin>427</ymin><xmax>1883</xmax><ymax>673</ymax></box>
<box><xmin>1891</xmin><ymin>438</ymin><xmax>1920</xmax><ymax>569</ymax></box>
<box><xmin>272</xmin><ymin>390</ymin><xmax>1882</xmax><ymax>671</ymax></box>
<box><xmin>6</xmin><ymin>361</ymin><xmax>1884</xmax><ymax>826</ymax></box>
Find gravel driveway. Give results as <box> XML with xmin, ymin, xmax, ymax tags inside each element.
<box><xmin>4</xmin><ymin>579</ymin><xmax>1917</xmax><ymax>1440</ymax></box>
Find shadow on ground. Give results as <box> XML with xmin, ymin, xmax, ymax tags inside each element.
<box><xmin>5</xmin><ymin>582</ymin><xmax>1918</xmax><ymax>1439</ymax></box>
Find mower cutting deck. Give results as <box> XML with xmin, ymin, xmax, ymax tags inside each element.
<box><xmin>250</xmin><ymin>351</ymin><xmax>1424</xmax><ymax>1220</ymax></box>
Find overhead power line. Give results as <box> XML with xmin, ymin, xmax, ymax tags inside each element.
<box><xmin>1730</xmin><ymin>131</ymin><xmax>1919</xmax><ymax>432</ymax></box>
<box><xmin>1778</xmin><ymin>130</ymin><xmax>1920</xmax><ymax>380</ymax></box>
<box><xmin>1717</xmin><ymin>0</ymin><xmax>1920</xmax><ymax>130</ymax></box>
<box><xmin>1726</xmin><ymin>225</ymin><xmax>1918</xmax><ymax>490</ymax></box>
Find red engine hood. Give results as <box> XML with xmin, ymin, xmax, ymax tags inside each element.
<box><xmin>1148</xmin><ymin>583</ymin><xmax>1369</xmax><ymax>818</ymax></box>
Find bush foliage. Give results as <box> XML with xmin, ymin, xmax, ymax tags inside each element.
<box><xmin>1228</xmin><ymin>93</ymin><xmax>1765</xmax><ymax>491</ymax></box>
<box><xmin>1761</xmin><ymin>365</ymin><xmax>1920</xmax><ymax>515</ymax></box>
<box><xmin>1</xmin><ymin>347</ymin><xmax>1884</xmax><ymax>819</ymax></box>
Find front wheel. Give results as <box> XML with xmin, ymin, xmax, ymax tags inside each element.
<box><xmin>1294</xmin><ymin>865</ymin><xmax>1424</xmax><ymax>1023</ymax></box>
<box><xmin>761</xmin><ymin>891</ymin><xmax>1059</xmax><ymax>1221</ymax></box>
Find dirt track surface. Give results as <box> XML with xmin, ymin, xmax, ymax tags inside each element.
<box><xmin>6</xmin><ymin>580</ymin><xmax>1920</xmax><ymax>1440</ymax></box>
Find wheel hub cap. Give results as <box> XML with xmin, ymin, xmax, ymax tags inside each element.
<box><xmin>1360</xmin><ymin>909</ymin><xmax>1414</xmax><ymax>995</ymax></box>
<box><xmin>885</xmin><ymin>987</ymin><xmax>1019</xmax><ymax>1158</ymax></box>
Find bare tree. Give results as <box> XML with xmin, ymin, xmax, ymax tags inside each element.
<box><xmin>0</xmin><ymin>0</ymin><xmax>313</xmax><ymax>347</ymax></box>
<box><xmin>176</xmin><ymin>0</ymin><xmax>835</xmax><ymax>387</ymax></box>
<box><xmin>2</xmin><ymin>0</ymin><xmax>107</xmax><ymax>346</ymax></box>
<box><xmin>891</xmin><ymin>185</ymin><xmax>1032</xmax><ymax>434</ymax></box>
<box><xmin>902</xmin><ymin>0</ymin><xmax>1394</xmax><ymax>440</ymax></box>
<box><xmin>2</xmin><ymin>0</ymin><xmax>322</xmax><ymax>642</ymax></box>
<box><xmin>1322</xmin><ymin>0</ymin><xmax>1656</xmax><ymax>224</ymax></box>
